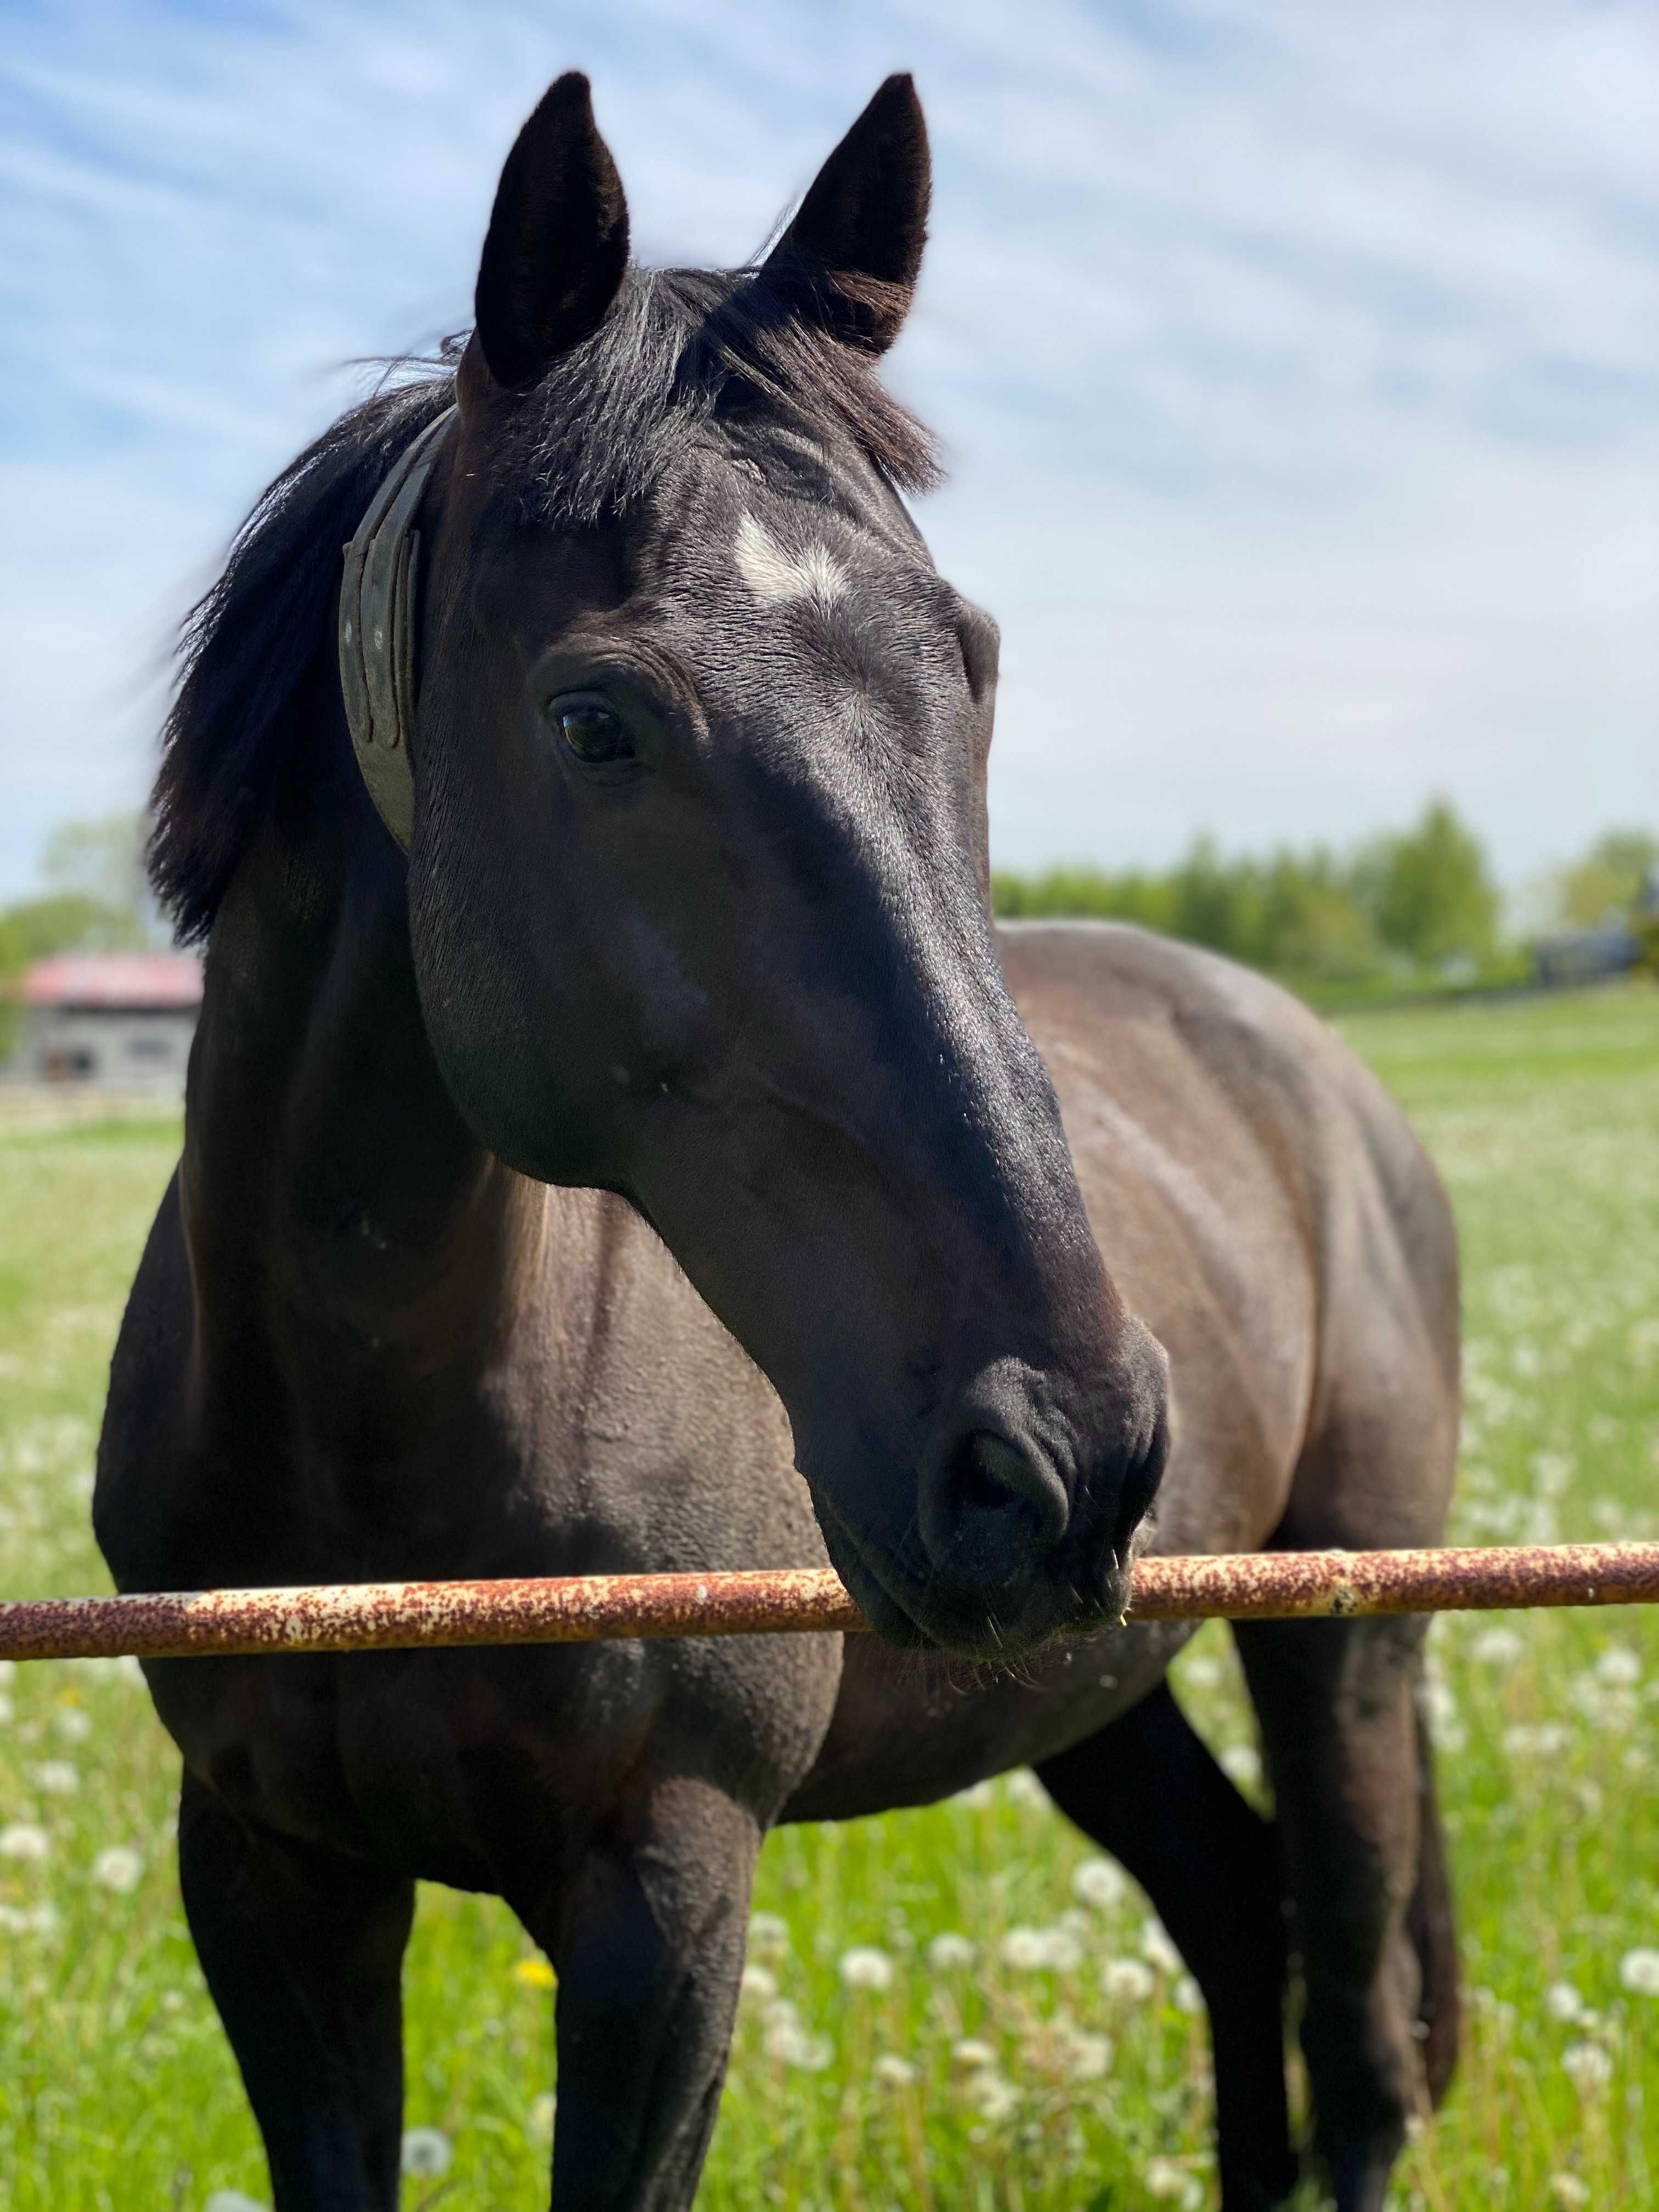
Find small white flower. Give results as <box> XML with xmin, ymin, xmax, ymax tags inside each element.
<box><xmin>0</xmin><ymin>1901</ymin><xmax>58</xmax><ymax>1936</ymax></box>
<box><xmin>54</xmin><ymin>1708</ymin><xmax>92</xmax><ymax>1744</ymax></box>
<box><xmin>874</xmin><ymin>2053</ymin><xmax>917</xmax><ymax>2086</ymax></box>
<box><xmin>952</xmin><ymin>2038</ymin><xmax>997</xmax><ymax>2070</ymax></box>
<box><xmin>1143</xmin><ymin>2154</ymin><xmax>1194</xmax><ymax>2200</ymax></box>
<box><xmin>1063</xmin><ymin>2030</ymin><xmax>1111</xmax><ymax>2081</ymax></box>
<box><xmin>1172</xmin><ymin>1974</ymin><xmax>1203</xmax><ymax>2015</ymax></box>
<box><xmin>30</xmin><ymin>1760</ymin><xmax>78</xmax><ymax>1796</ymax></box>
<box><xmin>1545</xmin><ymin>1980</ymin><xmax>1586</xmax><ymax>2024</ymax></box>
<box><xmin>839</xmin><ymin>1945</ymin><xmax>894</xmax><ymax>1992</ymax></box>
<box><xmin>1070</xmin><ymin>1855</ymin><xmax>1125</xmax><ymax>1911</ymax></box>
<box><xmin>1001</xmin><ymin>1926</ymin><xmax>1049</xmax><ymax>1971</ymax></box>
<box><xmin>203</xmin><ymin>2192</ymin><xmax>269</xmax><ymax>2212</ymax></box>
<box><xmin>739</xmin><ymin>1963</ymin><xmax>777</xmax><ymax>2002</ymax></box>
<box><xmin>399</xmin><ymin>2127</ymin><xmax>453</xmax><ymax>2177</ymax></box>
<box><xmin>1141</xmin><ymin>1920</ymin><xmax>1183</xmax><ymax>1974</ymax></box>
<box><xmin>1620</xmin><ymin>1947</ymin><xmax>1659</xmax><ymax>1996</ymax></box>
<box><xmin>0</xmin><ymin>1822</ymin><xmax>49</xmax><ymax>1863</ymax></box>
<box><xmin>1103</xmin><ymin>1957</ymin><xmax>1156</xmax><ymax>2003</ymax></box>
<box><xmin>528</xmin><ymin>2092</ymin><xmax>556</xmax><ymax>2138</ymax></box>
<box><xmin>1549</xmin><ymin>2175</ymin><xmax>1590</xmax><ymax>2207</ymax></box>
<box><xmin>747</xmin><ymin>1911</ymin><xmax>789</xmax><ymax>1959</ymax></box>
<box><xmin>1220</xmin><ymin>1743</ymin><xmax>1262</xmax><ymax>1790</ymax></box>
<box><xmin>962</xmin><ymin>2067</ymin><xmax>1019</xmax><ymax>2121</ymax></box>
<box><xmin>927</xmin><ymin>1932</ymin><xmax>976</xmax><ymax>1972</ymax></box>
<box><xmin>1469</xmin><ymin>1626</ymin><xmax>1523</xmax><ymax>1666</ymax></box>
<box><xmin>1598</xmin><ymin>1645</ymin><xmax>1642</xmax><ymax>1687</ymax></box>
<box><xmin>1003</xmin><ymin>1768</ymin><xmax>1049</xmax><ymax>1810</ymax></box>
<box><xmin>91</xmin><ymin>1846</ymin><xmax>143</xmax><ymax>1894</ymax></box>
<box><xmin>1561</xmin><ymin>2041</ymin><xmax>1613</xmax><ymax>2094</ymax></box>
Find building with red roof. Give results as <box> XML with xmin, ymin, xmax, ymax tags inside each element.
<box><xmin>9</xmin><ymin>953</ymin><xmax>203</xmax><ymax>1089</ymax></box>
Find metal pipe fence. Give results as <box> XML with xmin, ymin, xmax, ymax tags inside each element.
<box><xmin>4</xmin><ymin>1541</ymin><xmax>1659</xmax><ymax>1663</ymax></box>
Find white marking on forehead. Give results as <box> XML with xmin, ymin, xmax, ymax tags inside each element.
<box><xmin>735</xmin><ymin>511</ymin><xmax>848</xmax><ymax>611</ymax></box>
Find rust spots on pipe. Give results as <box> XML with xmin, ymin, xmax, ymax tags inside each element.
<box><xmin>3</xmin><ymin>1543</ymin><xmax>1659</xmax><ymax>1664</ymax></box>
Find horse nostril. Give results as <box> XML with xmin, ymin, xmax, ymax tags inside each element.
<box><xmin>923</xmin><ymin>1429</ymin><xmax>1070</xmax><ymax>1594</ymax></box>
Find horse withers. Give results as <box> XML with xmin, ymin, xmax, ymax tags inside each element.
<box><xmin>95</xmin><ymin>75</ymin><xmax>1460</xmax><ymax>2212</ymax></box>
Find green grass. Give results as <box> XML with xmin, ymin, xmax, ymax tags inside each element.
<box><xmin>3</xmin><ymin>983</ymin><xmax>1658</xmax><ymax>2208</ymax></box>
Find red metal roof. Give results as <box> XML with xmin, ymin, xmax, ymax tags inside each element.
<box><xmin>23</xmin><ymin>954</ymin><xmax>204</xmax><ymax>1010</ymax></box>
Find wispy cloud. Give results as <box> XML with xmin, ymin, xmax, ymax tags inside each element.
<box><xmin>1</xmin><ymin>0</ymin><xmax>1655</xmax><ymax>895</ymax></box>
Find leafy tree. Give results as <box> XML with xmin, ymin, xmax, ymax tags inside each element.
<box><xmin>1553</xmin><ymin>829</ymin><xmax>1659</xmax><ymax>930</ymax></box>
<box><xmin>1351</xmin><ymin>800</ymin><xmax>1498</xmax><ymax>968</ymax></box>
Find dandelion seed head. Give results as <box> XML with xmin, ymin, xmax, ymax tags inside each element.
<box><xmin>952</xmin><ymin>2038</ymin><xmax>997</xmax><ymax>2070</ymax></box>
<box><xmin>747</xmin><ymin>1911</ymin><xmax>790</xmax><ymax>1960</ymax></box>
<box><xmin>927</xmin><ymin>1932</ymin><xmax>975</xmax><ymax>1972</ymax></box>
<box><xmin>1545</xmin><ymin>1980</ymin><xmax>1586</xmax><ymax>2024</ymax></box>
<box><xmin>30</xmin><ymin>1761</ymin><xmax>77</xmax><ymax>1796</ymax></box>
<box><xmin>1103</xmin><ymin>1957</ymin><xmax>1156</xmax><ymax>2002</ymax></box>
<box><xmin>1141</xmin><ymin>1920</ymin><xmax>1183</xmax><ymax>1974</ymax></box>
<box><xmin>1561</xmin><ymin>2041</ymin><xmax>1613</xmax><ymax>2094</ymax></box>
<box><xmin>1597</xmin><ymin>1645</ymin><xmax>1642</xmax><ymax>1687</ymax></box>
<box><xmin>839</xmin><ymin>1945</ymin><xmax>894</xmax><ymax>1992</ymax></box>
<box><xmin>1172</xmin><ymin>1974</ymin><xmax>1203</xmax><ymax>2015</ymax></box>
<box><xmin>1620</xmin><ymin>1947</ymin><xmax>1659</xmax><ymax>1996</ymax></box>
<box><xmin>962</xmin><ymin>2067</ymin><xmax>1019</xmax><ymax>2121</ymax></box>
<box><xmin>1003</xmin><ymin>1769</ymin><xmax>1049</xmax><ymax>1810</ymax></box>
<box><xmin>1549</xmin><ymin>2176</ymin><xmax>1590</xmax><ymax>2207</ymax></box>
<box><xmin>1070</xmin><ymin>1856</ymin><xmax>1125</xmax><ymax>1911</ymax></box>
<box><xmin>54</xmin><ymin>1709</ymin><xmax>92</xmax><ymax>1744</ymax></box>
<box><xmin>528</xmin><ymin>2091</ymin><xmax>556</xmax><ymax>2137</ymax></box>
<box><xmin>400</xmin><ymin>2126</ymin><xmax>453</xmax><ymax>2177</ymax></box>
<box><xmin>0</xmin><ymin>1822</ymin><xmax>49</xmax><ymax>1863</ymax></box>
<box><xmin>739</xmin><ymin>1963</ymin><xmax>777</xmax><ymax>2002</ymax></box>
<box><xmin>1063</xmin><ymin>2030</ymin><xmax>1111</xmax><ymax>2081</ymax></box>
<box><xmin>874</xmin><ymin>2053</ymin><xmax>917</xmax><ymax>2086</ymax></box>
<box><xmin>91</xmin><ymin>1846</ymin><xmax>142</xmax><ymax>1894</ymax></box>
<box><xmin>1470</xmin><ymin>1626</ymin><xmax>1525</xmax><ymax>1666</ymax></box>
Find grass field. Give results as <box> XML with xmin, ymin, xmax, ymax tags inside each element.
<box><xmin>2</xmin><ymin>983</ymin><xmax>1658</xmax><ymax>2209</ymax></box>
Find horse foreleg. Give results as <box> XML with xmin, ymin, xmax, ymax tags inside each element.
<box><xmin>524</xmin><ymin>1778</ymin><xmax>759</xmax><ymax>2212</ymax></box>
<box><xmin>1235</xmin><ymin>1615</ymin><xmax>1443</xmax><ymax>2212</ymax></box>
<box><xmin>1037</xmin><ymin>1679</ymin><xmax>1299</xmax><ymax>2211</ymax></box>
<box><xmin>177</xmin><ymin>1769</ymin><xmax>414</xmax><ymax>2212</ymax></box>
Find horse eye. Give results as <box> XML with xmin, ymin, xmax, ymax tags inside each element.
<box><xmin>550</xmin><ymin>693</ymin><xmax>635</xmax><ymax>766</ymax></box>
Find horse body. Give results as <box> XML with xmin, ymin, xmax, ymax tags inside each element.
<box><xmin>95</xmin><ymin>72</ymin><xmax>1459</xmax><ymax>2212</ymax></box>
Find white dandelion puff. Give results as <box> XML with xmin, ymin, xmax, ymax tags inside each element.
<box><xmin>1549</xmin><ymin>2176</ymin><xmax>1590</xmax><ymax>2207</ymax></box>
<box><xmin>1070</xmin><ymin>1856</ymin><xmax>1125</xmax><ymax>1911</ymax></box>
<box><xmin>1620</xmin><ymin>1948</ymin><xmax>1659</xmax><ymax>1996</ymax></box>
<box><xmin>399</xmin><ymin>2127</ymin><xmax>453</xmax><ymax>2177</ymax></box>
<box><xmin>30</xmin><ymin>1761</ymin><xmax>78</xmax><ymax>1796</ymax></box>
<box><xmin>1561</xmin><ymin>2041</ymin><xmax>1614</xmax><ymax>2094</ymax></box>
<box><xmin>1003</xmin><ymin>1769</ymin><xmax>1050</xmax><ymax>1810</ymax></box>
<box><xmin>54</xmin><ymin>1709</ymin><xmax>92</xmax><ymax>1744</ymax></box>
<box><xmin>952</xmin><ymin>2039</ymin><xmax>997</xmax><ymax>2070</ymax></box>
<box><xmin>747</xmin><ymin>1911</ymin><xmax>789</xmax><ymax>1959</ymax></box>
<box><xmin>1469</xmin><ymin>1626</ymin><xmax>1524</xmax><ymax>1666</ymax></box>
<box><xmin>1063</xmin><ymin>2030</ymin><xmax>1111</xmax><ymax>2081</ymax></box>
<box><xmin>91</xmin><ymin>1846</ymin><xmax>143</xmax><ymax>1894</ymax></box>
<box><xmin>528</xmin><ymin>2092</ymin><xmax>556</xmax><ymax>2137</ymax></box>
<box><xmin>1103</xmin><ymin>1957</ymin><xmax>1156</xmax><ymax>2003</ymax></box>
<box><xmin>926</xmin><ymin>1932</ymin><xmax>976</xmax><ymax>1971</ymax></box>
<box><xmin>839</xmin><ymin>1945</ymin><xmax>894</xmax><ymax>1992</ymax></box>
<box><xmin>1143</xmin><ymin>2154</ymin><xmax>1198</xmax><ymax>2201</ymax></box>
<box><xmin>1545</xmin><ymin>1981</ymin><xmax>1587</xmax><ymax>2024</ymax></box>
<box><xmin>0</xmin><ymin>1822</ymin><xmax>49</xmax><ymax>1863</ymax></box>
<box><xmin>1172</xmin><ymin>1974</ymin><xmax>1203</xmax><ymax>2015</ymax></box>
<box><xmin>1598</xmin><ymin>1645</ymin><xmax>1642</xmax><ymax>1687</ymax></box>
<box><xmin>962</xmin><ymin>2068</ymin><xmax>1019</xmax><ymax>2122</ymax></box>
<box><xmin>1141</xmin><ymin>1920</ymin><xmax>1183</xmax><ymax>1974</ymax></box>
<box><xmin>739</xmin><ymin>1963</ymin><xmax>777</xmax><ymax>2002</ymax></box>
<box><xmin>203</xmin><ymin>2192</ymin><xmax>270</xmax><ymax>2212</ymax></box>
<box><xmin>874</xmin><ymin>2053</ymin><xmax>917</xmax><ymax>2086</ymax></box>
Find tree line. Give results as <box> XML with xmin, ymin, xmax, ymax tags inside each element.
<box><xmin>993</xmin><ymin>804</ymin><xmax>1657</xmax><ymax>999</ymax></box>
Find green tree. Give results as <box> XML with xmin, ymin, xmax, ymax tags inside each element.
<box><xmin>1352</xmin><ymin>800</ymin><xmax>1498</xmax><ymax>969</ymax></box>
<box><xmin>1553</xmin><ymin>829</ymin><xmax>1659</xmax><ymax>929</ymax></box>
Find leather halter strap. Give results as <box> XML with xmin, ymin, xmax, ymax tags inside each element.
<box><xmin>338</xmin><ymin>405</ymin><xmax>458</xmax><ymax>850</ymax></box>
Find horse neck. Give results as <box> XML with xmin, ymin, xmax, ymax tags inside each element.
<box><xmin>180</xmin><ymin>786</ymin><xmax>546</xmax><ymax>1458</ymax></box>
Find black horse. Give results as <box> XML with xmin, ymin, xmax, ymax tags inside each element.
<box><xmin>95</xmin><ymin>75</ymin><xmax>1460</xmax><ymax>2212</ymax></box>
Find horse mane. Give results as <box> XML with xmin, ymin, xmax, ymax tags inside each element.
<box><xmin>148</xmin><ymin>267</ymin><xmax>941</xmax><ymax>944</ymax></box>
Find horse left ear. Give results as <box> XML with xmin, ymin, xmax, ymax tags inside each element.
<box><xmin>761</xmin><ymin>75</ymin><xmax>930</xmax><ymax>355</ymax></box>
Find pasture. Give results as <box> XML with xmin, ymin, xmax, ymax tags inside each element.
<box><xmin>1</xmin><ymin>981</ymin><xmax>1657</xmax><ymax>2210</ymax></box>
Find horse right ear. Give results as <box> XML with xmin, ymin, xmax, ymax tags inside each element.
<box><xmin>471</xmin><ymin>73</ymin><xmax>630</xmax><ymax>392</ymax></box>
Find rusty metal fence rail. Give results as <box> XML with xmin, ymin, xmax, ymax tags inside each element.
<box><xmin>4</xmin><ymin>1542</ymin><xmax>1659</xmax><ymax>1663</ymax></box>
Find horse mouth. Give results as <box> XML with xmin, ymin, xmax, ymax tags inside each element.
<box><xmin>811</xmin><ymin>1487</ymin><xmax>1130</xmax><ymax>1660</ymax></box>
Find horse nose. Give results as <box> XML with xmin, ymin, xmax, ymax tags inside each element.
<box><xmin>919</xmin><ymin>1426</ymin><xmax>1071</xmax><ymax>1595</ymax></box>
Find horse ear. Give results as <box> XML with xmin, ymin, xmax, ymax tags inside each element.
<box><xmin>472</xmin><ymin>72</ymin><xmax>630</xmax><ymax>391</ymax></box>
<box><xmin>761</xmin><ymin>75</ymin><xmax>929</xmax><ymax>355</ymax></box>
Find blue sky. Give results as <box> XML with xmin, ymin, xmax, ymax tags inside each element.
<box><xmin>2</xmin><ymin>0</ymin><xmax>1656</xmax><ymax>901</ymax></box>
